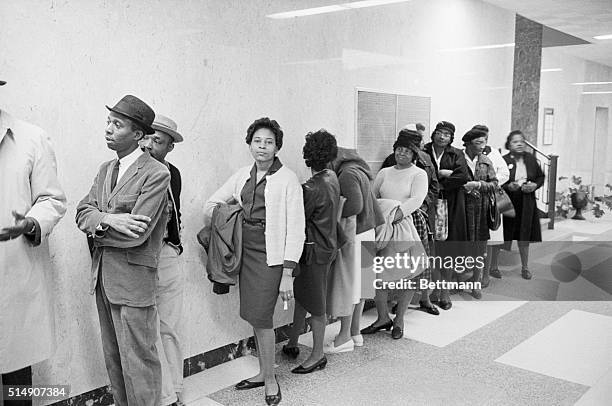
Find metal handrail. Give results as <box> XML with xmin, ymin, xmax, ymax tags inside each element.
<box><xmin>524</xmin><ymin>140</ymin><xmax>558</xmax><ymax>229</ymax></box>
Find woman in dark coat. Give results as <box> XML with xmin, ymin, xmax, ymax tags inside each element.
<box><xmin>502</xmin><ymin>130</ymin><xmax>545</xmax><ymax>280</ymax></box>
<box><xmin>423</xmin><ymin>121</ymin><xmax>469</xmax><ymax>310</ymax></box>
<box><xmin>461</xmin><ymin>130</ymin><xmax>498</xmax><ymax>299</ymax></box>
<box><xmin>285</xmin><ymin>130</ymin><xmax>340</xmax><ymax>374</ymax></box>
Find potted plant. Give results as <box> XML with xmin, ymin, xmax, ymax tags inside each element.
<box><xmin>556</xmin><ymin>176</ymin><xmax>612</xmax><ymax>219</ymax></box>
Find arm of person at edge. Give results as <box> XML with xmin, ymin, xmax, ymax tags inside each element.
<box><xmin>279</xmin><ymin>174</ymin><xmax>306</xmax><ymax>301</ymax></box>
<box><xmin>1</xmin><ymin>133</ymin><xmax>67</xmax><ymax>244</ymax></box>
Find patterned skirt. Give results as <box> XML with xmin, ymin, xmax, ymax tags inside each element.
<box><xmin>411</xmin><ymin>209</ymin><xmax>432</xmax><ymax>282</ymax></box>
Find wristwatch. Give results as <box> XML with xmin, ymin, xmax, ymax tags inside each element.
<box><xmin>26</xmin><ymin>218</ymin><xmax>36</xmax><ymax>235</ymax></box>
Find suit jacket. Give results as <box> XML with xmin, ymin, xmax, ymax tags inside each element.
<box><xmin>76</xmin><ymin>151</ymin><xmax>170</xmax><ymax>307</ymax></box>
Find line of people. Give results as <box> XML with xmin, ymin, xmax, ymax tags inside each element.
<box><xmin>0</xmin><ymin>87</ymin><xmax>544</xmax><ymax>406</ymax></box>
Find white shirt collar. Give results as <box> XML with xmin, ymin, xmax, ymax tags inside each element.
<box><xmin>117</xmin><ymin>148</ymin><xmax>144</xmax><ymax>181</ymax></box>
<box><xmin>0</xmin><ymin>110</ymin><xmax>13</xmax><ymax>144</ymax></box>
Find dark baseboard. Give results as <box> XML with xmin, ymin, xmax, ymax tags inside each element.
<box><xmin>50</xmin><ymin>301</ymin><xmax>375</xmax><ymax>406</ymax></box>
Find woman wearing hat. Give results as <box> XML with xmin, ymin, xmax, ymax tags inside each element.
<box><xmin>381</xmin><ymin>126</ymin><xmax>440</xmax><ymax>315</ymax></box>
<box><xmin>203</xmin><ymin>117</ymin><xmax>305</xmax><ymax>405</ymax></box>
<box><xmin>361</xmin><ymin>134</ymin><xmax>428</xmax><ymax>339</ymax></box>
<box><xmin>501</xmin><ymin>130</ymin><xmax>544</xmax><ymax>280</ymax></box>
<box><xmin>461</xmin><ymin>129</ymin><xmax>498</xmax><ymax>299</ymax></box>
<box><xmin>423</xmin><ymin>121</ymin><xmax>469</xmax><ymax>309</ymax></box>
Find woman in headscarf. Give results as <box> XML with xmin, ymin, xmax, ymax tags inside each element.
<box><xmin>203</xmin><ymin>118</ymin><xmax>305</xmax><ymax>405</ymax></box>
<box><xmin>461</xmin><ymin>129</ymin><xmax>498</xmax><ymax>299</ymax></box>
<box><xmin>501</xmin><ymin>130</ymin><xmax>544</xmax><ymax>280</ymax></box>
<box><xmin>423</xmin><ymin>121</ymin><xmax>469</xmax><ymax>309</ymax></box>
<box><xmin>324</xmin><ymin>147</ymin><xmax>384</xmax><ymax>353</ymax></box>
<box><xmin>284</xmin><ymin>129</ymin><xmax>340</xmax><ymax>374</ymax></box>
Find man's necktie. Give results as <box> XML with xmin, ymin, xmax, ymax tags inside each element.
<box><xmin>110</xmin><ymin>160</ymin><xmax>120</xmax><ymax>190</ymax></box>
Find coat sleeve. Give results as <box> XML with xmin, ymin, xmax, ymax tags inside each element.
<box><xmin>439</xmin><ymin>152</ymin><xmax>469</xmax><ymax>191</ymax></box>
<box><xmin>76</xmin><ymin>167</ymin><xmax>106</xmax><ymax>236</ymax></box>
<box><xmin>95</xmin><ymin>168</ymin><xmax>171</xmax><ymax>248</ymax></box>
<box><xmin>531</xmin><ymin>156</ymin><xmax>546</xmax><ymax>189</ymax></box>
<box><xmin>338</xmin><ymin>170</ymin><xmax>365</xmax><ymax>217</ymax></box>
<box><xmin>283</xmin><ymin>174</ymin><xmax>305</xmax><ymax>264</ymax></box>
<box><xmin>25</xmin><ymin>131</ymin><xmax>67</xmax><ymax>245</ymax></box>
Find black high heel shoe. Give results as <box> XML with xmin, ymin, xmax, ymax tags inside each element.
<box><xmin>235</xmin><ymin>379</ymin><xmax>264</xmax><ymax>390</ymax></box>
<box><xmin>291</xmin><ymin>356</ymin><xmax>327</xmax><ymax>374</ymax></box>
<box><xmin>360</xmin><ymin>320</ymin><xmax>393</xmax><ymax>335</ymax></box>
<box><xmin>282</xmin><ymin>345</ymin><xmax>299</xmax><ymax>359</ymax></box>
<box><xmin>265</xmin><ymin>377</ymin><xmax>282</xmax><ymax>405</ymax></box>
<box><xmin>418</xmin><ymin>301</ymin><xmax>440</xmax><ymax>316</ymax></box>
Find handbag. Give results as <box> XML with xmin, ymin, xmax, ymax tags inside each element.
<box><xmin>434</xmin><ymin>198</ymin><xmax>448</xmax><ymax>241</ymax></box>
<box><xmin>487</xmin><ymin>192</ymin><xmax>501</xmax><ymax>231</ymax></box>
<box><xmin>495</xmin><ymin>187</ymin><xmax>515</xmax><ymax>218</ymax></box>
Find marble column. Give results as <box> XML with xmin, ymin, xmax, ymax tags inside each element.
<box><xmin>511</xmin><ymin>15</ymin><xmax>543</xmax><ymax>144</ymax></box>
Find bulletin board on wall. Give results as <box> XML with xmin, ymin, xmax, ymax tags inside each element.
<box><xmin>355</xmin><ymin>88</ymin><xmax>431</xmax><ymax>173</ymax></box>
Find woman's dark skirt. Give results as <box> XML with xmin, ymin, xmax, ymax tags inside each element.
<box><xmin>294</xmin><ymin>262</ymin><xmax>331</xmax><ymax>317</ymax></box>
<box><xmin>239</xmin><ymin>222</ymin><xmax>282</xmax><ymax>329</ymax></box>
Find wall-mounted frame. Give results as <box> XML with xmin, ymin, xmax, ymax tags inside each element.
<box><xmin>543</xmin><ymin>107</ymin><xmax>554</xmax><ymax>145</ymax></box>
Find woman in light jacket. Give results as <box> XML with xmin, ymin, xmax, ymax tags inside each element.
<box><xmin>203</xmin><ymin>118</ymin><xmax>305</xmax><ymax>406</ymax></box>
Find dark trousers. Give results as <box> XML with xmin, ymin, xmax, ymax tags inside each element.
<box><xmin>95</xmin><ymin>271</ymin><xmax>161</xmax><ymax>406</ymax></box>
<box><xmin>1</xmin><ymin>366</ymin><xmax>32</xmax><ymax>406</ymax></box>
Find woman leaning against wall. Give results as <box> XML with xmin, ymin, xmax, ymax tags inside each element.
<box><xmin>203</xmin><ymin>118</ymin><xmax>305</xmax><ymax>406</ymax></box>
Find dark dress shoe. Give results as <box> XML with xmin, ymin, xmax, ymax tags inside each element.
<box><xmin>360</xmin><ymin>320</ymin><xmax>393</xmax><ymax>334</ymax></box>
<box><xmin>521</xmin><ymin>269</ymin><xmax>532</xmax><ymax>280</ymax></box>
<box><xmin>438</xmin><ymin>300</ymin><xmax>452</xmax><ymax>310</ymax></box>
<box><xmin>265</xmin><ymin>380</ymin><xmax>282</xmax><ymax>405</ymax></box>
<box><xmin>235</xmin><ymin>379</ymin><xmax>265</xmax><ymax>390</ymax></box>
<box><xmin>418</xmin><ymin>301</ymin><xmax>440</xmax><ymax>316</ymax></box>
<box><xmin>391</xmin><ymin>325</ymin><xmax>403</xmax><ymax>339</ymax></box>
<box><xmin>489</xmin><ymin>269</ymin><xmax>502</xmax><ymax>279</ymax></box>
<box><xmin>470</xmin><ymin>289</ymin><xmax>482</xmax><ymax>300</ymax></box>
<box><xmin>282</xmin><ymin>345</ymin><xmax>299</xmax><ymax>359</ymax></box>
<box><xmin>291</xmin><ymin>357</ymin><xmax>327</xmax><ymax>374</ymax></box>
<box><xmin>481</xmin><ymin>277</ymin><xmax>490</xmax><ymax>289</ymax></box>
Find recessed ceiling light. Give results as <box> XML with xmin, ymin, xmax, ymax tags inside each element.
<box><xmin>541</xmin><ymin>68</ymin><xmax>562</xmax><ymax>72</ymax></box>
<box><xmin>593</xmin><ymin>34</ymin><xmax>612</xmax><ymax>40</ymax></box>
<box><xmin>267</xmin><ymin>0</ymin><xmax>412</xmax><ymax>19</ymax></box>
<box><xmin>438</xmin><ymin>43</ymin><xmax>515</xmax><ymax>52</ymax></box>
<box><xmin>572</xmin><ymin>81</ymin><xmax>612</xmax><ymax>85</ymax></box>
<box><xmin>582</xmin><ymin>91</ymin><xmax>612</xmax><ymax>94</ymax></box>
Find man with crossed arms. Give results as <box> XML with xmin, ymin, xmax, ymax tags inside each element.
<box><xmin>76</xmin><ymin>95</ymin><xmax>170</xmax><ymax>406</ymax></box>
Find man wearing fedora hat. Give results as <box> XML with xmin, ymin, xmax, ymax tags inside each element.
<box><xmin>76</xmin><ymin>95</ymin><xmax>171</xmax><ymax>406</ymax></box>
<box><xmin>139</xmin><ymin>114</ymin><xmax>185</xmax><ymax>406</ymax></box>
<box><xmin>1</xmin><ymin>79</ymin><xmax>67</xmax><ymax>406</ymax></box>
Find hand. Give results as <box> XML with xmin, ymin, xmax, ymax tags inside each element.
<box><xmin>392</xmin><ymin>207</ymin><xmax>404</xmax><ymax>225</ymax></box>
<box><xmin>438</xmin><ymin>169</ymin><xmax>453</xmax><ymax>178</ymax></box>
<box><xmin>102</xmin><ymin>213</ymin><xmax>151</xmax><ymax>238</ymax></box>
<box><xmin>521</xmin><ymin>182</ymin><xmax>537</xmax><ymax>193</ymax></box>
<box><xmin>279</xmin><ymin>272</ymin><xmax>294</xmax><ymax>302</ymax></box>
<box><xmin>506</xmin><ymin>182</ymin><xmax>521</xmax><ymax>192</ymax></box>
<box><xmin>0</xmin><ymin>211</ymin><xmax>34</xmax><ymax>242</ymax></box>
<box><xmin>463</xmin><ymin>181</ymin><xmax>480</xmax><ymax>192</ymax></box>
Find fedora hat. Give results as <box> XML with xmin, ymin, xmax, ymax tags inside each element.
<box><xmin>152</xmin><ymin>114</ymin><xmax>183</xmax><ymax>143</ymax></box>
<box><xmin>106</xmin><ymin>95</ymin><xmax>155</xmax><ymax>135</ymax></box>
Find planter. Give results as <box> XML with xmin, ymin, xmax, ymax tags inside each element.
<box><xmin>570</xmin><ymin>191</ymin><xmax>588</xmax><ymax>220</ymax></box>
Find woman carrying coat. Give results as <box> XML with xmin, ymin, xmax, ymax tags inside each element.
<box><xmin>501</xmin><ymin>130</ymin><xmax>545</xmax><ymax>280</ymax></box>
<box><xmin>203</xmin><ymin>118</ymin><xmax>305</xmax><ymax>406</ymax></box>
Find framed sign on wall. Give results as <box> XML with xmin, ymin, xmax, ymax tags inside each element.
<box><xmin>543</xmin><ymin>107</ymin><xmax>554</xmax><ymax>145</ymax></box>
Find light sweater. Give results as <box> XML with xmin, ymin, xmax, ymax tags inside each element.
<box><xmin>373</xmin><ymin>165</ymin><xmax>428</xmax><ymax>217</ymax></box>
<box><xmin>204</xmin><ymin>164</ymin><xmax>305</xmax><ymax>266</ymax></box>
